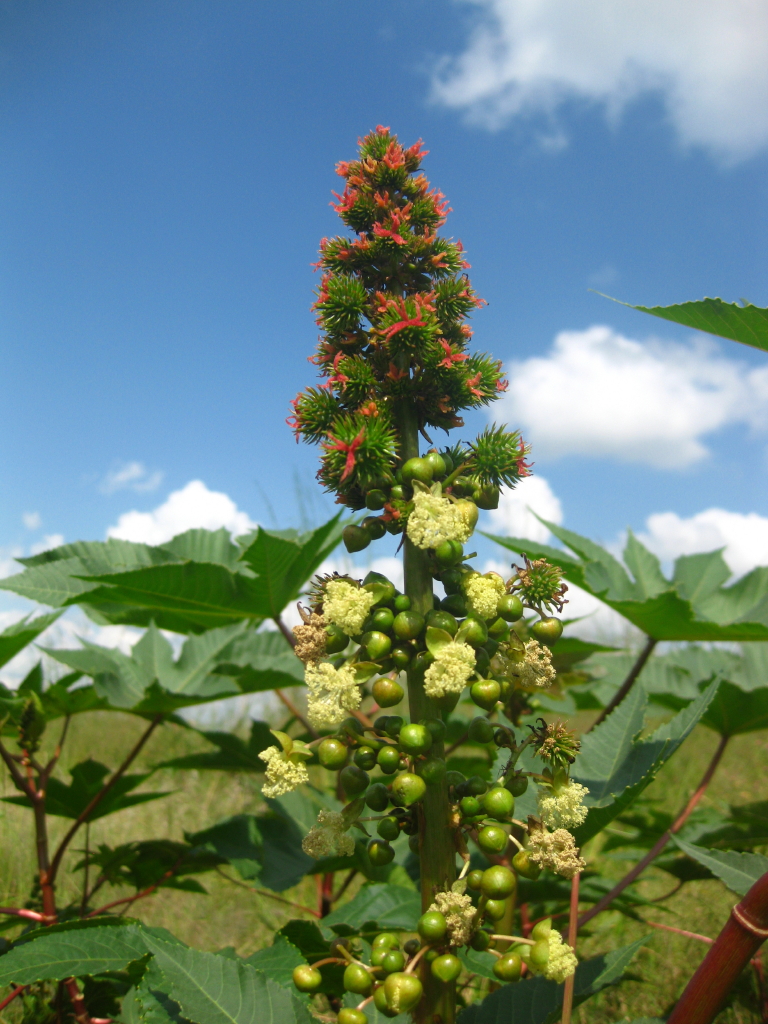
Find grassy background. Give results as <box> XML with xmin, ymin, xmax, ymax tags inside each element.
<box><xmin>0</xmin><ymin>711</ymin><xmax>765</xmax><ymax>1022</ymax></box>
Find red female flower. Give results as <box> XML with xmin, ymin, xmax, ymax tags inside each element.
<box><xmin>325</xmin><ymin>428</ymin><xmax>366</xmax><ymax>482</ymax></box>
<box><xmin>438</xmin><ymin>339</ymin><xmax>468</xmax><ymax>369</ymax></box>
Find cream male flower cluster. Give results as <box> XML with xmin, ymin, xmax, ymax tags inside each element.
<box><xmin>512</xmin><ymin>639</ymin><xmax>556</xmax><ymax>689</ymax></box>
<box><xmin>258</xmin><ymin>731</ymin><xmax>312</xmax><ymax>798</ymax></box>
<box><xmin>428</xmin><ymin>882</ymin><xmax>476</xmax><ymax>947</ymax></box>
<box><xmin>304</xmin><ymin>661</ymin><xmax>361</xmax><ymax>728</ymax></box>
<box><xmin>406</xmin><ymin>491</ymin><xmax>472</xmax><ymax>550</ymax></box>
<box><xmin>538</xmin><ymin>779</ymin><xmax>590</xmax><ymax>830</ymax></box>
<box><xmin>463</xmin><ymin>572</ymin><xmax>506</xmax><ymax>620</ymax></box>
<box><xmin>301</xmin><ymin>810</ymin><xmax>355</xmax><ymax>859</ymax></box>
<box><xmin>423</xmin><ymin>639</ymin><xmax>476</xmax><ymax>698</ymax></box>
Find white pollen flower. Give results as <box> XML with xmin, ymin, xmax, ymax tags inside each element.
<box><xmin>323</xmin><ymin>579</ymin><xmax>375</xmax><ymax>636</ymax></box>
<box><xmin>538</xmin><ymin>781</ymin><xmax>590</xmax><ymax>830</ymax></box>
<box><xmin>406</xmin><ymin>492</ymin><xmax>473</xmax><ymax>550</ymax></box>
<box><xmin>428</xmin><ymin>885</ymin><xmax>475</xmax><ymax>947</ymax></box>
<box><xmin>463</xmin><ymin>572</ymin><xmax>506</xmax><ymax>620</ymax></box>
<box><xmin>527</xmin><ymin>828</ymin><xmax>586</xmax><ymax>880</ymax></box>
<box><xmin>302</xmin><ymin>810</ymin><xmax>356</xmax><ymax>859</ymax></box>
<box><xmin>305</xmin><ymin>661</ymin><xmax>361</xmax><ymax>727</ymax></box>
<box><xmin>423</xmin><ymin>640</ymin><xmax>476</xmax><ymax>699</ymax></box>
<box><xmin>511</xmin><ymin>639</ymin><xmax>556</xmax><ymax>689</ymax></box>
<box><xmin>259</xmin><ymin>745</ymin><xmax>310</xmax><ymax>799</ymax></box>
<box><xmin>542</xmin><ymin>931</ymin><xmax>578</xmax><ymax>983</ymax></box>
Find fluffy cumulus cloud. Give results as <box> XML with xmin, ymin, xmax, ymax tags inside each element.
<box><xmin>639</xmin><ymin>508</ymin><xmax>768</xmax><ymax>578</ymax></box>
<box><xmin>496</xmin><ymin>326</ymin><xmax>768</xmax><ymax>468</ymax></box>
<box><xmin>432</xmin><ymin>0</ymin><xmax>768</xmax><ymax>161</ymax></box>
<box><xmin>107</xmin><ymin>480</ymin><xmax>257</xmax><ymax>546</ymax></box>
<box><xmin>100</xmin><ymin>461</ymin><xmax>164</xmax><ymax>495</ymax></box>
<box><xmin>486</xmin><ymin>475</ymin><xmax>563</xmax><ymax>542</ymax></box>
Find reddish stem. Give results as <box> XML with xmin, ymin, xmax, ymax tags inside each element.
<box><xmin>65</xmin><ymin>978</ymin><xmax>91</xmax><ymax>1024</ymax></box>
<box><xmin>579</xmin><ymin>733</ymin><xmax>729</xmax><ymax>929</ymax></box>
<box><xmin>0</xmin><ymin>907</ymin><xmax>49</xmax><ymax>922</ymax></box>
<box><xmin>588</xmin><ymin>636</ymin><xmax>657</xmax><ymax>731</ymax></box>
<box><xmin>0</xmin><ymin>985</ymin><xmax>25</xmax><ymax>1012</ymax></box>
<box><xmin>667</xmin><ymin>869</ymin><xmax>768</xmax><ymax>1024</ymax></box>
<box><xmin>561</xmin><ymin>872</ymin><xmax>580</xmax><ymax>1024</ymax></box>
<box><xmin>645</xmin><ymin>920</ymin><xmax>714</xmax><ymax>945</ymax></box>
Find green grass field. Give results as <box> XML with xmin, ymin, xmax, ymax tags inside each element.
<box><xmin>0</xmin><ymin>711</ymin><xmax>765</xmax><ymax>1022</ymax></box>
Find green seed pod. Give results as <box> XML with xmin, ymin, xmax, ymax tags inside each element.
<box><xmin>383</xmin><ymin>973</ymin><xmax>424</xmax><ymax>1015</ymax></box>
<box><xmin>339</xmin><ymin>764</ymin><xmax>370</xmax><ymax>796</ymax></box>
<box><xmin>343</xmin><ymin>524</ymin><xmax>371</xmax><ymax>553</ymax></box>
<box><xmin>421</xmin><ymin>718</ymin><xmax>447</xmax><ymax>743</ymax></box>
<box><xmin>467</xmin><ymin>716</ymin><xmax>495</xmax><ymax>744</ymax></box>
<box><xmin>477</xmin><ymin>825</ymin><xmax>509</xmax><ymax>855</ymax></box>
<box><xmin>361</xmin><ymin>630</ymin><xmax>392</xmax><ymax>661</ymax></box>
<box><xmin>461</xmin><ymin>615</ymin><xmax>489</xmax><ymax>648</ymax></box>
<box><xmin>506</xmin><ymin>773</ymin><xmax>529</xmax><ymax>797</ymax></box>
<box><xmin>467</xmin><ymin>869</ymin><xmax>484</xmax><ymax>890</ymax></box>
<box><xmin>434</xmin><ymin>539</ymin><xmax>463</xmax><ymax>567</ymax></box>
<box><xmin>373</xmin><ymin>988</ymin><xmax>399</xmax><ymax>1018</ymax></box>
<box><xmin>365</xmin><ymin>489</ymin><xmax>388</xmax><ymax>510</ymax></box>
<box><xmin>439</xmin><ymin>591</ymin><xmax>468</xmax><ymax>618</ymax></box>
<box><xmin>372</xmin><ymin>677</ymin><xmax>405</xmax><ymax>708</ymax></box>
<box><xmin>367</xmin><ymin>838</ymin><xmax>395</xmax><ymax>866</ymax></box>
<box><xmin>343</xmin><ymin>962</ymin><xmax>373</xmax><ymax>995</ymax></box>
<box><xmin>393</xmin><ymin>593</ymin><xmax>411</xmax><ymax>612</ymax></box>
<box><xmin>470</xmin><ymin>678</ymin><xmax>501</xmax><ymax>711</ymax></box>
<box><xmin>317</xmin><ymin>737</ymin><xmax>348</xmax><ymax>770</ymax></box>
<box><xmin>380</xmin><ymin>949</ymin><xmax>406</xmax><ymax>974</ymax></box>
<box><xmin>493</xmin><ymin>952</ymin><xmax>523</xmax><ymax>982</ymax></box>
<box><xmin>419</xmin><ymin>756</ymin><xmax>446</xmax><ymax>785</ymax></box>
<box><xmin>470</xmin><ymin>929</ymin><xmax>492</xmax><ymax>951</ymax></box>
<box><xmin>531</xmin><ymin>918</ymin><xmax>553</xmax><ymax>941</ymax></box>
<box><xmin>431</xmin><ymin>953</ymin><xmax>462</xmax><ymax>983</ymax></box>
<box><xmin>487</xmin><ymin>617</ymin><xmax>511</xmax><ymax>641</ymax></box>
<box><xmin>368</xmin><ymin>606</ymin><xmax>395</xmax><ymax>632</ymax></box>
<box><xmin>390</xmin><ymin>646</ymin><xmax>412</xmax><ymax>670</ymax></box>
<box><xmin>389</xmin><ymin>483</ymin><xmax>409</xmax><ymax>502</ymax></box>
<box><xmin>392</xmin><ymin>610</ymin><xmax>426</xmax><ymax>641</ymax></box>
<box><xmin>411</xmin><ymin>650</ymin><xmax>435</xmax><ymax>675</ymax></box>
<box><xmin>484</xmin><ymin>898</ymin><xmax>507</xmax><ymax>922</ymax></box>
<box><xmin>403</xmin><ymin>938</ymin><xmax>421</xmax><ymax>956</ymax></box>
<box><xmin>417</xmin><ymin>910</ymin><xmax>448</xmax><ymax>943</ymax></box>
<box><xmin>531</xmin><ymin>616</ymin><xmax>563</xmax><ymax>644</ymax></box>
<box><xmin>365</xmin><ymin>782</ymin><xmax>391</xmax><ymax>812</ymax></box>
<box><xmin>512</xmin><ymin>849</ymin><xmax>541</xmax><ymax>880</ymax></box>
<box><xmin>530</xmin><ymin>939</ymin><xmax>550</xmax><ymax>970</ymax></box>
<box><xmin>398</xmin><ymin>723</ymin><xmax>432</xmax><ymax>755</ymax></box>
<box><xmin>480</xmin><ymin>865</ymin><xmax>517</xmax><ymax>900</ymax></box>
<box><xmin>401</xmin><ymin>456</ymin><xmax>433</xmax><ymax>484</ymax></box>
<box><xmin>325</xmin><ymin>623</ymin><xmax>350</xmax><ymax>654</ymax></box>
<box><xmin>474</xmin><ymin>484</ymin><xmax>500</xmax><ymax>510</ymax></box>
<box><xmin>440</xmin><ymin>567</ymin><xmax>464</xmax><ymax>594</ymax></box>
<box><xmin>382</xmin><ymin>715</ymin><xmax>403</xmax><ymax>738</ymax></box>
<box><xmin>424</xmin><ymin>450</ymin><xmax>447</xmax><ymax>479</ymax></box>
<box><xmin>372</xmin><ymin>932</ymin><xmax>400</xmax><ymax>950</ymax></box>
<box><xmin>425</xmin><ymin>609</ymin><xmax>459</xmax><ymax>635</ymax></box>
<box><xmin>408</xmin><ymin>833</ymin><xmax>420</xmax><ymax>853</ymax></box>
<box><xmin>377</xmin><ymin>745</ymin><xmax>401</xmax><ymax>774</ymax></box>
<box><xmin>338</xmin><ymin>1010</ymin><xmax>369</xmax><ymax>1024</ymax></box>
<box><xmin>377</xmin><ymin>815</ymin><xmax>400</xmax><ymax>841</ymax></box>
<box><xmin>362</xmin><ymin>515</ymin><xmax>387</xmax><ymax>540</ymax></box>
<box><xmin>391</xmin><ymin>772</ymin><xmax>426</xmax><ymax>807</ymax></box>
<box><xmin>481</xmin><ymin>787</ymin><xmax>515</xmax><ymax>821</ymax></box>
<box><xmin>460</xmin><ymin>795</ymin><xmax>482</xmax><ymax>817</ymax></box>
<box><xmin>498</xmin><ymin>594</ymin><xmax>524</xmax><ymax>622</ymax></box>
<box><xmin>353</xmin><ymin>745</ymin><xmax>376</xmax><ymax>771</ymax></box>
<box><xmin>466</xmin><ymin>774</ymin><xmax>489</xmax><ymax>796</ymax></box>
<box><xmin>446</xmin><ymin>770</ymin><xmax>467</xmax><ymax>791</ymax></box>
<box><xmin>292</xmin><ymin>965</ymin><xmax>322</xmax><ymax>992</ymax></box>
<box><xmin>373</xmin><ymin>715</ymin><xmax>391</xmax><ymax>733</ymax></box>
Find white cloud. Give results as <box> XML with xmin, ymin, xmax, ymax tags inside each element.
<box><xmin>432</xmin><ymin>0</ymin><xmax>768</xmax><ymax>162</ymax></box>
<box><xmin>0</xmin><ymin>545</ymin><xmax>24</xmax><ymax>581</ymax></box>
<box><xmin>22</xmin><ymin>512</ymin><xmax>41</xmax><ymax>531</ymax></box>
<box><xmin>497</xmin><ymin>325</ymin><xmax>768</xmax><ymax>468</ymax></box>
<box><xmin>30</xmin><ymin>534</ymin><xmax>64</xmax><ymax>556</ymax></box>
<box><xmin>485</xmin><ymin>474</ymin><xmax>562</xmax><ymax>542</ymax></box>
<box><xmin>100</xmin><ymin>461</ymin><xmax>164</xmax><ymax>495</ymax></box>
<box><xmin>107</xmin><ymin>480</ymin><xmax>257</xmax><ymax>546</ymax></box>
<box><xmin>639</xmin><ymin>508</ymin><xmax>768</xmax><ymax>578</ymax></box>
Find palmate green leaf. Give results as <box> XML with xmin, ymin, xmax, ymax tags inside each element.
<box><xmin>1</xmin><ymin>758</ymin><xmax>168</xmax><ymax>820</ymax></box>
<box><xmin>458</xmin><ymin>935</ymin><xmax>650</xmax><ymax>1024</ymax></box>
<box><xmin>572</xmin><ymin>680</ymin><xmax>720</xmax><ymax>844</ymax></box>
<box><xmin>673</xmin><ymin>837</ymin><xmax>768</xmax><ymax>896</ymax></box>
<box><xmin>607</xmin><ymin>294</ymin><xmax>768</xmax><ymax>354</ymax></box>
<box><xmin>486</xmin><ymin>524</ymin><xmax>768</xmax><ymax>641</ymax></box>
<box><xmin>700</xmin><ymin>682</ymin><xmax>768</xmax><ymax>736</ymax></box>
<box><xmin>243</xmin><ymin>936</ymin><xmax>307</xmax><ymax>991</ymax></box>
<box><xmin>0</xmin><ymin>919</ymin><xmax>147</xmax><ymax>987</ymax></box>
<box><xmin>141</xmin><ymin>931</ymin><xmax>313</xmax><ymax>1024</ymax></box>
<box><xmin>319</xmin><ymin>883</ymin><xmax>421</xmax><ymax>938</ymax></box>
<box><xmin>77</xmin><ymin>839</ymin><xmax>224</xmax><ymax>894</ymax></box>
<box><xmin>187</xmin><ymin>815</ymin><xmax>263</xmax><ymax>882</ymax></box>
<box><xmin>0</xmin><ymin>612</ymin><xmax>62</xmax><ymax>669</ymax></box>
<box><xmin>214</xmin><ymin>631</ymin><xmax>305</xmax><ymax>694</ymax></box>
<box><xmin>157</xmin><ymin>720</ymin><xmax>274</xmax><ymax>772</ymax></box>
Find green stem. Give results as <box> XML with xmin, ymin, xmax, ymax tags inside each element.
<box><xmin>398</xmin><ymin>398</ymin><xmax>457</xmax><ymax>1024</ymax></box>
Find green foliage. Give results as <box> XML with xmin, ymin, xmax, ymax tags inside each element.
<box><xmin>672</xmin><ymin>838</ymin><xmax>768</xmax><ymax>896</ymax></box>
<box><xmin>486</xmin><ymin>523</ymin><xmax>768</xmax><ymax>641</ymax></box>
<box><xmin>156</xmin><ymin>720</ymin><xmax>274</xmax><ymax>772</ymax></box>
<box><xmin>319</xmin><ymin>884</ymin><xmax>421</xmax><ymax>938</ymax></box>
<box><xmin>457</xmin><ymin>936</ymin><xmax>650</xmax><ymax>1023</ymax></box>
<box><xmin>0</xmin><ymin>612</ymin><xmax>61</xmax><ymax>669</ymax></box>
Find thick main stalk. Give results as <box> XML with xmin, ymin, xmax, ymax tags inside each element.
<box><xmin>398</xmin><ymin>400</ymin><xmax>456</xmax><ymax>1024</ymax></box>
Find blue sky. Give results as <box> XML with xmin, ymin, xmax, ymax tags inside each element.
<box><xmin>2</xmin><ymin>0</ymin><xmax>768</xmax><ymax>620</ymax></box>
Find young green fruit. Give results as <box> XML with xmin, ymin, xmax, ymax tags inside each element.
<box><xmin>505</xmin><ymin>772</ymin><xmax>529</xmax><ymax>796</ymax></box>
<box><xmin>361</xmin><ymin>630</ymin><xmax>392</xmax><ymax>661</ymax></box>
<box><xmin>531</xmin><ymin>616</ymin><xmax>564</xmax><ymax>644</ymax></box>
<box><xmin>467</xmin><ymin>716</ymin><xmax>495</xmax><ymax>744</ymax></box>
<box><xmin>343</xmin><ymin>963</ymin><xmax>373</xmax><ymax>995</ymax></box>
<box><xmin>470</xmin><ymin>929</ymin><xmax>491</xmax><ymax>951</ymax></box>
<box><xmin>470</xmin><ymin>678</ymin><xmax>501</xmax><ymax>711</ymax></box>
<box><xmin>497</xmin><ymin>593</ymin><xmax>524</xmax><ymax>622</ymax></box>
<box><xmin>377</xmin><ymin>815</ymin><xmax>400</xmax><ymax>841</ymax></box>
<box><xmin>380</xmin><ymin>949</ymin><xmax>406</xmax><ymax>974</ymax></box>
<box><xmin>460</xmin><ymin>795</ymin><xmax>482</xmax><ymax>817</ymax></box>
<box><xmin>365</xmin><ymin>782</ymin><xmax>390</xmax><ymax>812</ymax></box>
<box><xmin>512</xmin><ymin>849</ymin><xmax>541</xmax><ymax>880</ymax></box>
<box><xmin>393</xmin><ymin>593</ymin><xmax>411</xmax><ymax>611</ymax></box>
<box><xmin>338</xmin><ymin>1010</ymin><xmax>368</xmax><ymax>1024</ymax></box>
<box><xmin>531</xmin><ymin>918</ymin><xmax>552</xmax><ymax>941</ymax></box>
<box><xmin>292</xmin><ymin>965</ymin><xmax>322</xmax><ymax>992</ymax></box>
<box><xmin>362</xmin><ymin>515</ymin><xmax>387</xmax><ymax>539</ymax></box>
<box><xmin>460</xmin><ymin>615</ymin><xmax>489</xmax><ymax>648</ymax></box>
<box><xmin>403</xmin><ymin>938</ymin><xmax>421</xmax><ymax>956</ymax></box>
<box><xmin>487</xmin><ymin>616</ymin><xmax>511</xmax><ymax>640</ymax></box>
<box><xmin>343</xmin><ymin>524</ymin><xmax>371</xmax><ymax>553</ymax></box>
<box><xmin>439</xmin><ymin>592</ymin><xmax>468</xmax><ymax>618</ymax></box>
<box><xmin>425</xmin><ymin>609</ymin><xmax>459</xmax><ymax>635</ymax></box>
<box><xmin>484</xmin><ymin>898</ymin><xmax>507</xmax><ymax>922</ymax></box>
<box><xmin>481</xmin><ymin>787</ymin><xmax>515</xmax><ymax>820</ymax></box>
<box><xmin>419</xmin><ymin>756</ymin><xmax>446</xmax><ymax>785</ymax></box>
<box><xmin>373</xmin><ymin>985</ymin><xmax>399</xmax><ymax>1018</ymax></box>
<box><xmin>477</xmin><ymin>825</ymin><xmax>509</xmax><ymax>855</ymax></box>
<box><xmin>440</xmin><ymin>567</ymin><xmax>464</xmax><ymax>594</ymax></box>
<box><xmin>390</xmin><ymin>646</ymin><xmax>412</xmax><ymax>670</ymax></box>
<box><xmin>408</xmin><ymin>833</ymin><xmax>420</xmax><ymax>853</ymax></box>
<box><xmin>383</xmin><ymin>973</ymin><xmax>424</xmax><ymax>1014</ymax></box>
<box><xmin>383</xmin><ymin>716</ymin><xmax>403</xmax><ymax>738</ymax></box>
<box><xmin>317</xmin><ymin>737</ymin><xmax>347</xmax><ymax>770</ymax></box>
<box><xmin>367</xmin><ymin>838</ymin><xmax>395</xmax><ymax>866</ymax></box>
<box><xmin>417</xmin><ymin>910</ymin><xmax>448</xmax><ymax>943</ymax></box>
<box><xmin>372</xmin><ymin>932</ymin><xmax>400</xmax><ymax>950</ymax></box>
<box><xmin>424</xmin><ymin>450</ymin><xmax>447</xmax><ymax>479</ymax></box>
<box><xmin>401</xmin><ymin>456</ymin><xmax>433</xmax><ymax>484</ymax></box>
<box><xmin>398</xmin><ymin>722</ymin><xmax>432</xmax><ymax>755</ymax></box>
<box><xmin>465</xmin><ymin>774</ymin><xmax>489</xmax><ymax>795</ymax></box>
<box><xmin>325</xmin><ymin>623</ymin><xmax>350</xmax><ymax>654</ymax></box>
<box><xmin>474</xmin><ymin>484</ymin><xmax>500</xmax><ymax>510</ymax></box>
<box><xmin>369</xmin><ymin>606</ymin><xmax>395</xmax><ymax>632</ymax></box>
<box><xmin>435</xmin><ymin>539</ymin><xmax>463</xmax><ymax>567</ymax></box>
<box><xmin>364</xmin><ymin>489</ymin><xmax>388</xmax><ymax>510</ymax></box>
<box><xmin>493</xmin><ymin>952</ymin><xmax>523</xmax><ymax>982</ymax></box>
<box><xmin>392</xmin><ymin>610</ymin><xmax>426</xmax><ymax>641</ymax></box>
<box><xmin>467</xmin><ymin>869</ymin><xmax>484</xmax><ymax>891</ymax></box>
<box><xmin>391</xmin><ymin>772</ymin><xmax>426</xmax><ymax>806</ymax></box>
<box><xmin>480</xmin><ymin>865</ymin><xmax>516</xmax><ymax>900</ymax></box>
<box><xmin>377</xmin><ymin>745</ymin><xmax>401</xmax><ymax>774</ymax></box>
<box><xmin>354</xmin><ymin>745</ymin><xmax>378</xmax><ymax>771</ymax></box>
<box><xmin>530</xmin><ymin>939</ymin><xmax>550</xmax><ymax>970</ymax></box>
<box><xmin>339</xmin><ymin>764</ymin><xmax>369</xmax><ymax>796</ymax></box>
<box><xmin>455</xmin><ymin>498</ymin><xmax>479</xmax><ymax>532</ymax></box>
<box><xmin>422</xmin><ymin>717</ymin><xmax>447</xmax><ymax>743</ymax></box>
<box><xmin>431</xmin><ymin>953</ymin><xmax>462</xmax><ymax>983</ymax></box>
<box><xmin>446</xmin><ymin>770</ymin><xmax>467</xmax><ymax>790</ymax></box>
<box><xmin>372</xmin><ymin>677</ymin><xmax>405</xmax><ymax>708</ymax></box>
